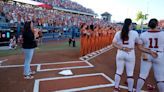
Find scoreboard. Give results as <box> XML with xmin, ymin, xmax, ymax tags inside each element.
<box><xmin>0</xmin><ymin>29</ymin><xmax>13</xmax><ymax>46</ymax></box>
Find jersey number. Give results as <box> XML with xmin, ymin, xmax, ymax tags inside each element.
<box><xmin>149</xmin><ymin>38</ymin><xmax>158</xmax><ymax>48</ymax></box>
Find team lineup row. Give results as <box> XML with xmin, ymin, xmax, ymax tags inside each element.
<box><xmin>80</xmin><ymin>24</ymin><xmax>119</xmax><ymax>56</ymax></box>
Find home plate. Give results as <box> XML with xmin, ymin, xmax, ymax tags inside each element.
<box><xmin>58</xmin><ymin>70</ymin><xmax>73</xmax><ymax>76</ymax></box>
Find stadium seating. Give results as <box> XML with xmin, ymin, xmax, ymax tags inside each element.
<box><xmin>34</xmin><ymin>0</ymin><xmax>94</xmax><ymax>14</ymax></box>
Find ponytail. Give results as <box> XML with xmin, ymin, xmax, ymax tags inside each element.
<box><xmin>121</xmin><ymin>18</ymin><xmax>132</xmax><ymax>41</ymax></box>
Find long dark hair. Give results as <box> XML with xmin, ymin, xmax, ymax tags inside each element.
<box><xmin>90</xmin><ymin>24</ymin><xmax>94</xmax><ymax>31</ymax></box>
<box><xmin>24</xmin><ymin>21</ymin><xmax>32</xmax><ymax>33</ymax></box>
<box><xmin>80</xmin><ymin>23</ymin><xmax>86</xmax><ymax>29</ymax></box>
<box><xmin>121</xmin><ymin>18</ymin><xmax>132</xmax><ymax>41</ymax></box>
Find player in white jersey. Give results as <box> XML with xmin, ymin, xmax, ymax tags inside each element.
<box><xmin>112</xmin><ymin>18</ymin><xmax>139</xmax><ymax>92</ymax></box>
<box><xmin>136</xmin><ymin>18</ymin><xmax>164</xmax><ymax>92</ymax></box>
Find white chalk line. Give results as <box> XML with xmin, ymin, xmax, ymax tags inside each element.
<box><xmin>79</xmin><ymin>45</ymin><xmax>114</xmax><ymax>61</ymax></box>
<box><xmin>0</xmin><ymin>59</ymin><xmax>8</xmax><ymax>66</ymax></box>
<box><xmin>2</xmin><ymin>45</ymin><xmax>145</xmax><ymax>91</ymax></box>
<box><xmin>55</xmin><ymin>84</ymin><xmax>114</xmax><ymax>92</ymax></box>
<box><xmin>38</xmin><ymin>66</ymin><xmax>93</xmax><ymax>72</ymax></box>
<box><xmin>77</xmin><ymin>45</ymin><xmax>148</xmax><ymax>92</ymax></box>
<box><xmin>0</xmin><ymin>61</ymin><xmax>86</xmax><ymax>68</ymax></box>
<box><xmin>33</xmin><ymin>73</ymin><xmax>113</xmax><ymax>92</ymax></box>
<box><xmin>37</xmin><ymin>60</ymin><xmax>94</xmax><ymax>72</ymax></box>
<box><xmin>0</xmin><ymin>59</ymin><xmax>8</xmax><ymax>62</ymax></box>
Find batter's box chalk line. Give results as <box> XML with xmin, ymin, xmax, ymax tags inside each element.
<box><xmin>0</xmin><ymin>60</ymin><xmax>93</xmax><ymax>69</ymax></box>
<box><xmin>33</xmin><ymin>73</ymin><xmax>114</xmax><ymax>92</ymax></box>
<box><xmin>36</xmin><ymin>60</ymin><xmax>94</xmax><ymax>72</ymax></box>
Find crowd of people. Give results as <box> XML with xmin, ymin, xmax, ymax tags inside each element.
<box><xmin>35</xmin><ymin>0</ymin><xmax>94</xmax><ymax>14</ymax></box>
<box><xmin>0</xmin><ymin>0</ymin><xmax>121</xmax><ymax>50</ymax></box>
<box><xmin>0</xmin><ymin>1</ymin><xmax>95</xmax><ymax>28</ymax></box>
<box><xmin>0</xmin><ymin>1</ymin><xmax>121</xmax><ymax>35</ymax></box>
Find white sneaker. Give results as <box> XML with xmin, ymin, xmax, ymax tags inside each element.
<box><xmin>24</xmin><ymin>75</ymin><xmax>34</xmax><ymax>80</ymax></box>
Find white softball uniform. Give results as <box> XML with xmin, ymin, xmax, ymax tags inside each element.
<box><xmin>113</xmin><ymin>30</ymin><xmax>139</xmax><ymax>76</ymax></box>
<box><xmin>138</xmin><ymin>30</ymin><xmax>164</xmax><ymax>82</ymax></box>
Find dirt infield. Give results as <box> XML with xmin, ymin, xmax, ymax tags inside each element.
<box><xmin>0</xmin><ymin>40</ymin><xmax>158</xmax><ymax>92</ymax></box>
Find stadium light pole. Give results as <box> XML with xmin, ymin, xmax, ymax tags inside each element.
<box><xmin>146</xmin><ymin>1</ymin><xmax>149</xmax><ymax>15</ymax></box>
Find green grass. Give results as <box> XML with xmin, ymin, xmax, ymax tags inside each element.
<box><xmin>0</xmin><ymin>41</ymin><xmax>80</xmax><ymax>57</ymax></box>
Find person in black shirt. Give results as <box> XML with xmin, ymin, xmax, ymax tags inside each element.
<box><xmin>22</xmin><ymin>21</ymin><xmax>37</xmax><ymax>79</ymax></box>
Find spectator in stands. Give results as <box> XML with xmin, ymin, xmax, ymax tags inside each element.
<box><xmin>22</xmin><ymin>21</ymin><xmax>37</xmax><ymax>79</ymax></box>
<box><xmin>0</xmin><ymin>0</ymin><xmax>121</xmax><ymax>43</ymax></box>
<box><xmin>34</xmin><ymin>0</ymin><xmax>94</xmax><ymax>14</ymax></box>
<box><xmin>1</xmin><ymin>1</ymin><xmax>96</xmax><ymax>29</ymax></box>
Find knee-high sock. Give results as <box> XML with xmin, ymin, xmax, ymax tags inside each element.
<box><xmin>127</xmin><ymin>78</ymin><xmax>134</xmax><ymax>91</ymax></box>
<box><xmin>157</xmin><ymin>82</ymin><xmax>164</xmax><ymax>92</ymax></box>
<box><xmin>115</xmin><ymin>74</ymin><xmax>121</xmax><ymax>88</ymax></box>
<box><xmin>136</xmin><ymin>78</ymin><xmax>145</xmax><ymax>92</ymax></box>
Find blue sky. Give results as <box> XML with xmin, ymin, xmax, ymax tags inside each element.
<box><xmin>71</xmin><ymin>0</ymin><xmax>164</xmax><ymax>23</ymax></box>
